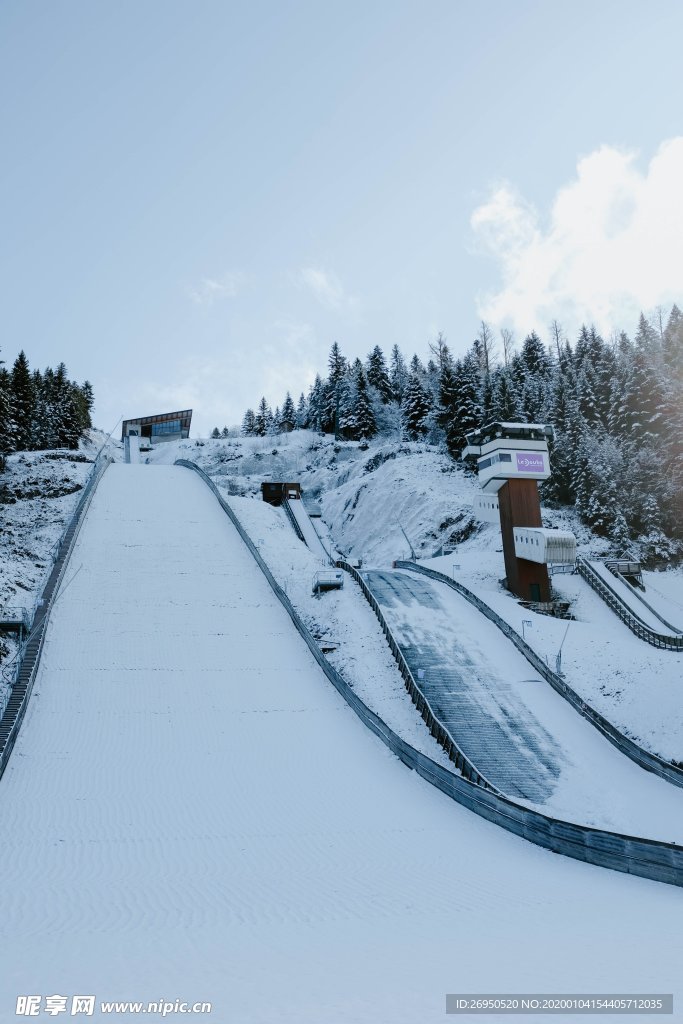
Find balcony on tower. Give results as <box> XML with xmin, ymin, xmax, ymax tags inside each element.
<box><xmin>463</xmin><ymin>422</ymin><xmax>554</xmax><ymax>494</ymax></box>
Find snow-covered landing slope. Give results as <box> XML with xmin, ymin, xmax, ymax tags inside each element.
<box><xmin>364</xmin><ymin>568</ymin><xmax>683</xmax><ymax>839</ymax></box>
<box><xmin>4</xmin><ymin>463</ymin><xmax>676</xmax><ymax>1021</ymax></box>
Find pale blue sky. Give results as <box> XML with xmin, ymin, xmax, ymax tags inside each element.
<box><xmin>2</xmin><ymin>0</ymin><xmax>682</xmax><ymax>435</ymax></box>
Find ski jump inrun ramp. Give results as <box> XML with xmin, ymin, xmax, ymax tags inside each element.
<box><xmin>0</xmin><ymin>464</ymin><xmax>680</xmax><ymax>1022</ymax></box>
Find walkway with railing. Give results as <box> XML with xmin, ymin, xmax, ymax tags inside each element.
<box><xmin>577</xmin><ymin>556</ymin><xmax>683</xmax><ymax>650</ymax></box>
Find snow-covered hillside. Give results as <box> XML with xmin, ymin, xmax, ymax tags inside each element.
<box><xmin>0</xmin><ymin>431</ymin><xmax>109</xmax><ymax>707</ymax></box>
<box><xmin>148</xmin><ymin>430</ymin><xmax>683</xmax><ymax>763</ymax></box>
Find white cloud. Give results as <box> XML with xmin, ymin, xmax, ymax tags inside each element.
<box><xmin>471</xmin><ymin>138</ymin><xmax>683</xmax><ymax>337</ymax></box>
<box><xmin>297</xmin><ymin>267</ymin><xmax>357</xmax><ymax>311</ymax></box>
<box><xmin>132</xmin><ymin>319</ymin><xmax>322</xmax><ymax>436</ymax></box>
<box><xmin>189</xmin><ymin>271</ymin><xmax>247</xmax><ymax>306</ymax></box>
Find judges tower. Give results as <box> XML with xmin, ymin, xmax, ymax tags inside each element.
<box><xmin>463</xmin><ymin>422</ymin><xmax>555</xmax><ymax>602</ymax></box>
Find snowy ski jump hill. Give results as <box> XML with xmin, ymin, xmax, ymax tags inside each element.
<box><xmin>0</xmin><ymin>447</ymin><xmax>682</xmax><ymax>1019</ymax></box>
<box><xmin>148</xmin><ymin>431</ymin><xmax>683</xmax><ymax>764</ymax></box>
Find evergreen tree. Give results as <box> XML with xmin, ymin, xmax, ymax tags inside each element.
<box><xmin>11</xmin><ymin>350</ymin><xmax>34</xmax><ymax>450</ymax></box>
<box><xmin>491</xmin><ymin>369</ymin><xmax>521</xmax><ymax>421</ymax></box>
<box><xmin>295</xmin><ymin>392</ymin><xmax>308</xmax><ymax>429</ymax></box>
<box><xmin>325</xmin><ymin>343</ymin><xmax>348</xmax><ymax>433</ymax></box>
<box><xmin>280</xmin><ymin>392</ymin><xmax>296</xmax><ymax>432</ymax></box>
<box><xmin>444</xmin><ymin>353</ymin><xmax>481</xmax><ymax>458</ymax></box>
<box><xmin>479</xmin><ymin>371</ymin><xmax>496</xmax><ymax>426</ymax></box>
<box><xmin>307</xmin><ymin>376</ymin><xmax>325</xmax><ymax>432</ymax></box>
<box><xmin>336</xmin><ymin>373</ymin><xmax>356</xmax><ymax>439</ymax></box>
<box><xmin>409</xmin><ymin>353</ymin><xmax>425</xmax><ymax>377</ymax></box>
<box><xmin>241</xmin><ymin>409</ymin><xmax>256</xmax><ymax>436</ymax></box>
<box><xmin>389</xmin><ymin>344</ymin><xmax>408</xmax><ymax>403</ymax></box>
<box><xmin>663</xmin><ymin>304</ymin><xmax>683</xmax><ymax>381</ymax></box>
<box><xmin>519</xmin><ymin>331</ymin><xmax>551</xmax><ymax>379</ymax></box>
<box><xmin>221</xmin><ymin>426</ymin><xmax>230</xmax><ymax>437</ymax></box>
<box><xmin>402</xmin><ymin>371</ymin><xmax>432</xmax><ymax>439</ymax></box>
<box><xmin>254</xmin><ymin>397</ymin><xmax>271</xmax><ymax>437</ymax></box>
<box><xmin>328</xmin><ymin>341</ymin><xmax>347</xmax><ymax>385</ymax></box>
<box><xmin>437</xmin><ymin>360</ymin><xmax>458</xmax><ymax>434</ymax></box>
<box><xmin>211</xmin><ymin>427</ymin><xmax>221</xmax><ymax>438</ymax></box>
<box><xmin>349</xmin><ymin>366</ymin><xmax>376</xmax><ymax>440</ymax></box>
<box><xmin>269</xmin><ymin>407</ymin><xmax>280</xmax><ymax>436</ymax></box>
<box><xmin>0</xmin><ymin>363</ymin><xmax>15</xmax><ymax>454</ymax></box>
<box><xmin>53</xmin><ymin>363</ymin><xmax>82</xmax><ymax>448</ymax></box>
<box><xmin>366</xmin><ymin>345</ymin><xmax>392</xmax><ymax>403</ymax></box>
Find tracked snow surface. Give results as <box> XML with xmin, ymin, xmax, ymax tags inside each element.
<box><xmin>1</xmin><ymin>461</ymin><xmax>681</xmax><ymax>1022</ymax></box>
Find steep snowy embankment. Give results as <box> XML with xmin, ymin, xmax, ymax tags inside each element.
<box><xmin>0</xmin><ymin>433</ymin><xmax>108</xmax><ymax>708</ymax></box>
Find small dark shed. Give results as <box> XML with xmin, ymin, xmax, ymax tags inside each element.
<box><xmin>261</xmin><ymin>482</ymin><xmax>301</xmax><ymax>506</ymax></box>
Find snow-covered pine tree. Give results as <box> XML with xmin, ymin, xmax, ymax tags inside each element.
<box><xmin>366</xmin><ymin>345</ymin><xmax>392</xmax><ymax>403</ymax></box>
<box><xmin>627</xmin><ymin>330</ymin><xmax>668</xmax><ymax>444</ymax></box>
<box><xmin>479</xmin><ymin>371</ymin><xmax>496</xmax><ymax>426</ymax></box>
<box><xmin>221</xmin><ymin>426</ymin><xmax>230</xmax><ymax>437</ymax></box>
<box><xmin>490</xmin><ymin>369</ymin><xmax>521</xmax><ymax>422</ymax></box>
<box><xmin>336</xmin><ymin>373</ymin><xmax>356</xmax><ymax>439</ymax></box>
<box><xmin>73</xmin><ymin>380</ymin><xmax>93</xmax><ymax>436</ymax></box>
<box><xmin>402</xmin><ymin>371</ymin><xmax>432</xmax><ymax>439</ymax></box>
<box><xmin>307</xmin><ymin>376</ymin><xmax>325</xmax><ymax>433</ymax></box>
<box><xmin>241</xmin><ymin>409</ymin><xmax>257</xmax><ymax>435</ymax></box>
<box><xmin>268</xmin><ymin>407</ymin><xmax>280</xmax><ymax>436</ymax></box>
<box><xmin>409</xmin><ymin>353</ymin><xmax>425</xmax><ymax>377</ymax></box>
<box><xmin>663</xmin><ymin>304</ymin><xmax>683</xmax><ymax>382</ymax></box>
<box><xmin>519</xmin><ymin>331</ymin><xmax>552</xmax><ymax>379</ymax></box>
<box><xmin>53</xmin><ymin>363</ymin><xmax>82</xmax><ymax>448</ymax></box>
<box><xmin>0</xmin><ymin>363</ymin><xmax>15</xmax><ymax>455</ymax></box>
<box><xmin>295</xmin><ymin>393</ymin><xmax>308</xmax><ymax>429</ymax></box>
<box><xmin>254</xmin><ymin>397</ymin><xmax>271</xmax><ymax>437</ymax></box>
<box><xmin>389</xmin><ymin>345</ymin><xmax>408</xmax><ymax>404</ymax></box>
<box><xmin>280</xmin><ymin>393</ymin><xmax>296</xmax><ymax>432</ymax></box>
<box><xmin>322</xmin><ymin>342</ymin><xmax>348</xmax><ymax>434</ymax></box>
<box><xmin>353</xmin><ymin>366</ymin><xmax>376</xmax><ymax>440</ymax></box>
<box><xmin>444</xmin><ymin>353</ymin><xmax>481</xmax><ymax>458</ymax></box>
<box><xmin>576</xmin><ymin>363</ymin><xmax>600</xmax><ymax>426</ymax></box>
<box><xmin>437</xmin><ymin>360</ymin><xmax>458</xmax><ymax>434</ymax></box>
<box><xmin>211</xmin><ymin>427</ymin><xmax>221</xmax><ymax>438</ymax></box>
<box><xmin>11</xmin><ymin>350</ymin><xmax>34</xmax><ymax>451</ymax></box>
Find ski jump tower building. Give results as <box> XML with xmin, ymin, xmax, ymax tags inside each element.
<box><xmin>463</xmin><ymin>422</ymin><xmax>574</xmax><ymax>603</ymax></box>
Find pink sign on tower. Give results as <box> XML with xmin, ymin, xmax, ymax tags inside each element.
<box><xmin>516</xmin><ymin>452</ymin><xmax>545</xmax><ymax>473</ymax></box>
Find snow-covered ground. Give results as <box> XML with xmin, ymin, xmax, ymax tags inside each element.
<box><xmin>0</xmin><ymin>432</ymin><xmax>108</xmax><ymax>709</ymax></box>
<box><xmin>1</xmin><ymin>461</ymin><xmax>681</xmax><ymax>1023</ymax></box>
